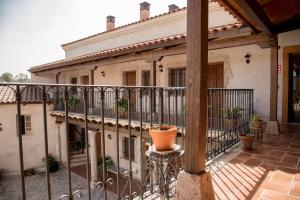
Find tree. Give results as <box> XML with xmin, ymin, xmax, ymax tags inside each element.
<box><xmin>0</xmin><ymin>73</ymin><xmax>13</xmax><ymax>82</ymax></box>
<box><xmin>14</xmin><ymin>73</ymin><xmax>30</xmax><ymax>83</ymax></box>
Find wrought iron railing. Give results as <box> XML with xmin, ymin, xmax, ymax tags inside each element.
<box><xmin>0</xmin><ymin>83</ymin><xmax>253</xmax><ymax>200</ymax></box>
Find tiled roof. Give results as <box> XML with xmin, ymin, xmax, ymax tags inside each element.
<box><xmin>29</xmin><ymin>23</ymin><xmax>242</xmax><ymax>72</ymax></box>
<box><xmin>62</xmin><ymin>2</ymin><xmax>242</xmax><ymax>48</ymax></box>
<box><xmin>51</xmin><ymin>111</ymin><xmax>184</xmax><ymax>134</ymax></box>
<box><xmin>0</xmin><ymin>86</ymin><xmax>44</xmax><ymax>104</ymax></box>
<box><xmin>62</xmin><ymin>7</ymin><xmax>187</xmax><ymax>47</ymax></box>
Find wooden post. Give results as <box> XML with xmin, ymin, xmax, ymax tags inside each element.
<box><xmin>266</xmin><ymin>37</ymin><xmax>280</xmax><ymax>134</ymax></box>
<box><xmin>185</xmin><ymin>0</ymin><xmax>208</xmax><ymax>174</ymax></box>
<box><xmin>175</xmin><ymin>0</ymin><xmax>215</xmax><ymax>199</ymax></box>
<box><xmin>269</xmin><ymin>42</ymin><xmax>278</xmax><ymax>121</ymax></box>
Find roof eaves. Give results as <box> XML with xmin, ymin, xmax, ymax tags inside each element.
<box><xmin>61</xmin><ymin>7</ymin><xmax>187</xmax><ymax>48</ymax></box>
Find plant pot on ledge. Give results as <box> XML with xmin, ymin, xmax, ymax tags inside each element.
<box><xmin>149</xmin><ymin>125</ymin><xmax>177</xmax><ymax>151</ymax></box>
<box><xmin>240</xmin><ymin>134</ymin><xmax>255</xmax><ymax>151</ymax></box>
<box><xmin>251</xmin><ymin>115</ymin><xmax>263</xmax><ymax>129</ymax></box>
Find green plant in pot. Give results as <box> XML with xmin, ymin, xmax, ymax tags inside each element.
<box><xmin>223</xmin><ymin>107</ymin><xmax>243</xmax><ymax>130</ymax></box>
<box><xmin>42</xmin><ymin>154</ymin><xmax>59</xmax><ymax>173</ymax></box>
<box><xmin>75</xmin><ymin>140</ymin><xmax>85</xmax><ymax>153</ymax></box>
<box><xmin>97</xmin><ymin>156</ymin><xmax>114</xmax><ymax>169</ymax></box>
<box><xmin>67</xmin><ymin>96</ymin><xmax>79</xmax><ymax>109</ymax></box>
<box><xmin>251</xmin><ymin>115</ymin><xmax>263</xmax><ymax>129</ymax></box>
<box><xmin>57</xmin><ymin>96</ymin><xmax>79</xmax><ymax>109</ymax></box>
<box><xmin>117</xmin><ymin>97</ymin><xmax>128</xmax><ymax>118</ymax></box>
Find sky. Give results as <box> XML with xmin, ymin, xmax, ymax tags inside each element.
<box><xmin>0</xmin><ymin>0</ymin><xmax>187</xmax><ymax>75</ymax></box>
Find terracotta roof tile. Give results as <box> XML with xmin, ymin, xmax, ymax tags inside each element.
<box><xmin>29</xmin><ymin>22</ymin><xmax>242</xmax><ymax>72</ymax></box>
<box><xmin>0</xmin><ymin>86</ymin><xmax>44</xmax><ymax>104</ymax></box>
<box><xmin>61</xmin><ymin>7</ymin><xmax>187</xmax><ymax>47</ymax></box>
<box><xmin>62</xmin><ymin>2</ymin><xmax>241</xmax><ymax>47</ymax></box>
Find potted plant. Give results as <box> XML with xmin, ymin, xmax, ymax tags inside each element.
<box><xmin>251</xmin><ymin>115</ymin><xmax>263</xmax><ymax>128</ymax></box>
<box><xmin>42</xmin><ymin>154</ymin><xmax>59</xmax><ymax>173</ymax></box>
<box><xmin>68</xmin><ymin>96</ymin><xmax>79</xmax><ymax>109</ymax></box>
<box><xmin>149</xmin><ymin>125</ymin><xmax>177</xmax><ymax>151</ymax></box>
<box><xmin>75</xmin><ymin>139</ymin><xmax>85</xmax><ymax>153</ymax></box>
<box><xmin>97</xmin><ymin>156</ymin><xmax>114</xmax><ymax>169</ymax></box>
<box><xmin>223</xmin><ymin>107</ymin><xmax>243</xmax><ymax>130</ymax></box>
<box><xmin>239</xmin><ymin>132</ymin><xmax>255</xmax><ymax>151</ymax></box>
<box><xmin>117</xmin><ymin>97</ymin><xmax>128</xmax><ymax>118</ymax></box>
<box><xmin>56</xmin><ymin>96</ymin><xmax>79</xmax><ymax>110</ymax></box>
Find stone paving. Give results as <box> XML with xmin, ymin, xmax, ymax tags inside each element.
<box><xmin>0</xmin><ymin>169</ymin><xmax>116</xmax><ymax>200</ymax></box>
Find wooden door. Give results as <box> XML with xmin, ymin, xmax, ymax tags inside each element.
<box><xmin>125</xmin><ymin>72</ymin><xmax>136</xmax><ymax>86</ymax></box>
<box><xmin>124</xmin><ymin>71</ymin><xmax>136</xmax><ymax>113</ymax></box>
<box><xmin>207</xmin><ymin>63</ymin><xmax>224</xmax><ymax>127</ymax></box>
<box><xmin>207</xmin><ymin>63</ymin><xmax>224</xmax><ymax>88</ymax></box>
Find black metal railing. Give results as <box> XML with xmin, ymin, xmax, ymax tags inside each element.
<box><xmin>207</xmin><ymin>89</ymin><xmax>253</xmax><ymax>160</ymax></box>
<box><xmin>0</xmin><ymin>83</ymin><xmax>253</xmax><ymax>200</ymax></box>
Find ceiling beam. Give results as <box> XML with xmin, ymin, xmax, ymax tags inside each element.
<box><xmin>221</xmin><ymin>0</ymin><xmax>274</xmax><ymax>35</ymax></box>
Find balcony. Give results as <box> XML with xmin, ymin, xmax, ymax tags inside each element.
<box><xmin>0</xmin><ymin>83</ymin><xmax>258</xmax><ymax>200</ymax></box>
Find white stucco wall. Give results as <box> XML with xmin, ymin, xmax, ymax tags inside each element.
<box><xmin>63</xmin><ymin>2</ymin><xmax>236</xmax><ymax>58</ymax></box>
<box><xmin>0</xmin><ymin>104</ymin><xmax>57</xmax><ymax>175</ymax></box>
<box><xmin>104</xmin><ymin>130</ymin><xmax>142</xmax><ymax>180</ymax></box>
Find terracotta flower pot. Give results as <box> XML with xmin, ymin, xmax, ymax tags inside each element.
<box><xmin>252</xmin><ymin>120</ymin><xmax>263</xmax><ymax>128</ymax></box>
<box><xmin>149</xmin><ymin>125</ymin><xmax>177</xmax><ymax>151</ymax></box>
<box><xmin>240</xmin><ymin>135</ymin><xmax>255</xmax><ymax>151</ymax></box>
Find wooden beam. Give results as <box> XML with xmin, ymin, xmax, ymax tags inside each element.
<box><xmin>29</xmin><ymin>26</ymin><xmax>254</xmax><ymax>74</ymax></box>
<box><xmin>222</xmin><ymin>0</ymin><xmax>274</xmax><ymax>35</ymax></box>
<box><xmin>269</xmin><ymin>39</ymin><xmax>278</xmax><ymax>121</ymax></box>
<box><xmin>185</xmin><ymin>0</ymin><xmax>208</xmax><ymax>174</ymax></box>
<box><xmin>208</xmin><ymin>33</ymin><xmax>270</xmax><ymax>50</ymax></box>
<box><xmin>36</xmin><ymin>33</ymin><xmax>271</xmax><ymax>76</ymax></box>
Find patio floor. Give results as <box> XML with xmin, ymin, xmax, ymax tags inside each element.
<box><xmin>210</xmin><ymin>123</ymin><xmax>300</xmax><ymax>200</ymax></box>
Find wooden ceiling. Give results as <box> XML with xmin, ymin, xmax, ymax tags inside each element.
<box><xmin>218</xmin><ymin>0</ymin><xmax>300</xmax><ymax>34</ymax></box>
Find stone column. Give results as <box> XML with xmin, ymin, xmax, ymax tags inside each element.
<box><xmin>89</xmin><ymin>130</ymin><xmax>98</xmax><ymax>187</ymax></box>
<box><xmin>55</xmin><ymin>121</ymin><xmax>62</xmax><ymax>162</ymax></box>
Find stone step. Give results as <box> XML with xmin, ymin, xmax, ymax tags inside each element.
<box><xmin>70</xmin><ymin>155</ymin><xmax>87</xmax><ymax>167</ymax></box>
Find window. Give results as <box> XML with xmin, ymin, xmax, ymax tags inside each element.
<box><xmin>122</xmin><ymin>136</ymin><xmax>135</xmax><ymax>161</ymax></box>
<box><xmin>17</xmin><ymin>115</ymin><xmax>32</xmax><ymax>135</ymax></box>
<box><xmin>70</xmin><ymin>77</ymin><xmax>78</xmax><ymax>95</ymax></box>
<box><xmin>142</xmin><ymin>71</ymin><xmax>151</xmax><ymax>86</ymax></box>
<box><xmin>81</xmin><ymin>75</ymin><xmax>89</xmax><ymax>85</ymax></box>
<box><xmin>169</xmin><ymin>68</ymin><xmax>186</xmax><ymax>87</ymax></box>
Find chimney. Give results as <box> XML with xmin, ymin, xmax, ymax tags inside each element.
<box><xmin>168</xmin><ymin>4</ymin><xmax>179</xmax><ymax>12</ymax></box>
<box><xmin>106</xmin><ymin>15</ymin><xmax>115</xmax><ymax>31</ymax></box>
<box><xmin>140</xmin><ymin>2</ymin><xmax>150</xmax><ymax>21</ymax></box>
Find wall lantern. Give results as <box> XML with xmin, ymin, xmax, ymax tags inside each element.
<box><xmin>245</xmin><ymin>53</ymin><xmax>251</xmax><ymax>64</ymax></box>
<box><xmin>101</xmin><ymin>71</ymin><xmax>106</xmax><ymax>77</ymax></box>
<box><xmin>107</xmin><ymin>134</ymin><xmax>112</xmax><ymax>140</ymax></box>
<box><xmin>158</xmin><ymin>64</ymin><xmax>163</xmax><ymax>72</ymax></box>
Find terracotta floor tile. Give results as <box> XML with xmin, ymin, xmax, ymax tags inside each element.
<box><xmin>230</xmin><ymin>158</ymin><xmax>245</xmax><ymax>164</ymax></box>
<box><xmin>244</xmin><ymin>158</ymin><xmax>263</xmax><ymax>167</ymax></box>
<box><xmin>277</xmin><ymin>167</ymin><xmax>300</xmax><ymax>174</ymax></box>
<box><xmin>253</xmin><ymin>154</ymin><xmax>282</xmax><ymax>161</ymax></box>
<box><xmin>259</xmin><ymin>163</ymin><xmax>277</xmax><ymax>171</ymax></box>
<box><xmin>260</xmin><ymin>181</ymin><xmax>290</xmax><ymax>194</ymax></box>
<box><xmin>282</xmin><ymin>155</ymin><xmax>300</xmax><ymax>164</ymax></box>
<box><xmin>270</xmin><ymin>150</ymin><xmax>286</xmax><ymax>157</ymax></box>
<box><xmin>263</xmin><ymin>159</ymin><xmax>298</xmax><ymax>169</ymax></box>
<box><xmin>260</xmin><ymin>190</ymin><xmax>298</xmax><ymax>200</ymax></box>
<box><xmin>235</xmin><ymin>152</ymin><xmax>252</xmax><ymax>162</ymax></box>
<box><xmin>287</xmin><ymin>152</ymin><xmax>300</xmax><ymax>157</ymax></box>
<box><xmin>270</xmin><ymin>171</ymin><xmax>293</xmax><ymax>186</ymax></box>
<box><xmin>290</xmin><ymin>182</ymin><xmax>300</xmax><ymax>197</ymax></box>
